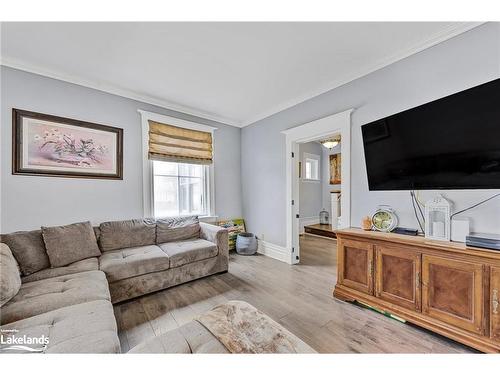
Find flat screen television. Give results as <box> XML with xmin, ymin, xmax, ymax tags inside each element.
<box><xmin>362</xmin><ymin>78</ymin><xmax>500</xmax><ymax>191</ymax></box>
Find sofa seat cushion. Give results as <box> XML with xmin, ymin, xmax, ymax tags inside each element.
<box><xmin>0</xmin><ymin>300</ymin><xmax>120</xmax><ymax>353</ymax></box>
<box><xmin>0</xmin><ymin>270</ymin><xmax>110</xmax><ymax>325</ymax></box>
<box><xmin>159</xmin><ymin>239</ymin><xmax>218</xmax><ymax>268</ymax></box>
<box><xmin>21</xmin><ymin>257</ymin><xmax>99</xmax><ymax>283</ymax></box>
<box><xmin>99</xmin><ymin>245</ymin><xmax>170</xmax><ymax>283</ymax></box>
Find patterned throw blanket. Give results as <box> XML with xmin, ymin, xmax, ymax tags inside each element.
<box><xmin>195</xmin><ymin>300</ymin><xmax>314</xmax><ymax>354</ymax></box>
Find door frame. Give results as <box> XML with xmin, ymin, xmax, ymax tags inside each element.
<box><xmin>282</xmin><ymin>109</ymin><xmax>353</xmax><ymax>264</ymax></box>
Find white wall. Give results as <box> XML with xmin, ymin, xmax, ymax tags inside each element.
<box><xmin>299</xmin><ymin>142</ymin><xmax>323</xmax><ymax>217</ymax></box>
<box><xmin>297</xmin><ymin>142</ymin><xmax>323</xmax><ymax>232</ymax></box>
<box><xmin>241</xmin><ymin>23</ymin><xmax>500</xmax><ymax>247</ymax></box>
<box><xmin>2</xmin><ymin>23</ymin><xmax>499</xmax><ymax>243</ymax></box>
<box><xmin>1</xmin><ymin>67</ymin><xmax>242</xmax><ymax>232</ymax></box>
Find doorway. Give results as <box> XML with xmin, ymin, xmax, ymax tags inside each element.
<box><xmin>298</xmin><ymin>136</ymin><xmax>341</xmax><ymax>238</ymax></box>
<box><xmin>282</xmin><ymin>109</ymin><xmax>352</xmax><ymax>264</ymax></box>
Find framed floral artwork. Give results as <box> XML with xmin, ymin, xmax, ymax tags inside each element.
<box><xmin>12</xmin><ymin>109</ymin><xmax>123</xmax><ymax>179</ymax></box>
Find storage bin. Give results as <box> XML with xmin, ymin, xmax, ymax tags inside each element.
<box><xmin>236</xmin><ymin>233</ymin><xmax>257</xmax><ymax>255</ymax></box>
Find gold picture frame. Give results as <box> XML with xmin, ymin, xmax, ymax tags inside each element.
<box><xmin>329</xmin><ymin>153</ymin><xmax>341</xmax><ymax>184</ymax></box>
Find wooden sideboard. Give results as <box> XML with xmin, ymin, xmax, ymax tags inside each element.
<box><xmin>333</xmin><ymin>228</ymin><xmax>500</xmax><ymax>353</ymax></box>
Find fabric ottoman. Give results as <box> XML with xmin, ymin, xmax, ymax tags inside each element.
<box><xmin>129</xmin><ymin>300</ymin><xmax>316</xmax><ymax>354</ymax></box>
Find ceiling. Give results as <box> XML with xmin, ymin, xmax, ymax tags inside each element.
<box><xmin>0</xmin><ymin>22</ymin><xmax>481</xmax><ymax>127</ymax></box>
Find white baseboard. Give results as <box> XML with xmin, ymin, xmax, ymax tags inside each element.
<box><xmin>299</xmin><ymin>216</ymin><xmax>320</xmax><ymax>234</ymax></box>
<box><xmin>257</xmin><ymin>240</ymin><xmax>290</xmax><ymax>264</ymax></box>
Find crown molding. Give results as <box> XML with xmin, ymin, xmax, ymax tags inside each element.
<box><xmin>0</xmin><ymin>57</ymin><xmax>242</xmax><ymax>128</ymax></box>
<box><xmin>240</xmin><ymin>22</ymin><xmax>486</xmax><ymax>127</ymax></box>
<box><xmin>1</xmin><ymin>22</ymin><xmax>485</xmax><ymax>129</ymax></box>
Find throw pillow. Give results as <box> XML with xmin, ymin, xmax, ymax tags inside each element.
<box><xmin>42</xmin><ymin>221</ymin><xmax>101</xmax><ymax>267</ymax></box>
<box><xmin>0</xmin><ymin>230</ymin><xmax>50</xmax><ymax>276</ymax></box>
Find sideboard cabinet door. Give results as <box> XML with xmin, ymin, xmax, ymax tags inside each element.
<box><xmin>422</xmin><ymin>255</ymin><xmax>484</xmax><ymax>335</ymax></box>
<box><xmin>491</xmin><ymin>267</ymin><xmax>500</xmax><ymax>340</ymax></box>
<box><xmin>375</xmin><ymin>245</ymin><xmax>421</xmax><ymax>311</ymax></box>
<box><xmin>338</xmin><ymin>238</ymin><xmax>374</xmax><ymax>295</ymax></box>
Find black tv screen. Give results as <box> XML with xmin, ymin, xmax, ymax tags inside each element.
<box><xmin>362</xmin><ymin>78</ymin><xmax>500</xmax><ymax>191</ymax></box>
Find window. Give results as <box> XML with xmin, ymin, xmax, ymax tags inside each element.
<box><xmin>140</xmin><ymin>110</ymin><xmax>216</xmax><ymax>219</ymax></box>
<box><xmin>153</xmin><ymin>161</ymin><xmax>210</xmax><ymax>218</ymax></box>
<box><xmin>303</xmin><ymin>153</ymin><xmax>320</xmax><ymax>181</ymax></box>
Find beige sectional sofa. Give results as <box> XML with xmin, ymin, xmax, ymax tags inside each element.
<box><xmin>0</xmin><ymin>216</ymin><xmax>228</xmax><ymax>353</ymax></box>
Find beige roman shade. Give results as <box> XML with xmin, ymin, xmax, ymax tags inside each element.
<box><xmin>148</xmin><ymin>120</ymin><xmax>213</xmax><ymax>164</ymax></box>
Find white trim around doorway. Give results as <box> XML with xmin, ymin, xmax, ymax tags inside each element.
<box><xmin>282</xmin><ymin>109</ymin><xmax>353</xmax><ymax>264</ymax></box>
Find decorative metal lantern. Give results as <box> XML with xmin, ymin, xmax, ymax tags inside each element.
<box><xmin>424</xmin><ymin>195</ymin><xmax>451</xmax><ymax>241</ymax></box>
<box><xmin>319</xmin><ymin>208</ymin><xmax>329</xmax><ymax>225</ymax></box>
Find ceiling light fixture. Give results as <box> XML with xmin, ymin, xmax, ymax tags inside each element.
<box><xmin>320</xmin><ymin>137</ymin><xmax>340</xmax><ymax>149</ymax></box>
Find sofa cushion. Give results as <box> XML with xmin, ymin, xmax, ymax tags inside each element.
<box><xmin>0</xmin><ymin>270</ymin><xmax>110</xmax><ymax>325</ymax></box>
<box><xmin>21</xmin><ymin>257</ymin><xmax>99</xmax><ymax>283</ymax></box>
<box><xmin>42</xmin><ymin>221</ymin><xmax>101</xmax><ymax>268</ymax></box>
<box><xmin>1</xmin><ymin>230</ymin><xmax>50</xmax><ymax>276</ymax></box>
<box><xmin>159</xmin><ymin>238</ymin><xmax>218</xmax><ymax>268</ymax></box>
<box><xmin>156</xmin><ymin>216</ymin><xmax>200</xmax><ymax>243</ymax></box>
<box><xmin>0</xmin><ymin>300</ymin><xmax>120</xmax><ymax>353</ymax></box>
<box><xmin>0</xmin><ymin>243</ymin><xmax>21</xmax><ymax>307</ymax></box>
<box><xmin>99</xmin><ymin>245</ymin><xmax>170</xmax><ymax>282</ymax></box>
<box><xmin>99</xmin><ymin>219</ymin><xmax>156</xmax><ymax>251</ymax></box>
<box><xmin>93</xmin><ymin>226</ymin><xmax>101</xmax><ymax>241</ymax></box>
<box><xmin>129</xmin><ymin>320</ymin><xmax>228</xmax><ymax>353</ymax></box>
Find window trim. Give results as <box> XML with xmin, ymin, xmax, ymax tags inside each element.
<box><xmin>139</xmin><ymin>110</ymin><xmax>216</xmax><ymax>219</ymax></box>
<box><xmin>302</xmin><ymin>152</ymin><xmax>320</xmax><ymax>182</ymax></box>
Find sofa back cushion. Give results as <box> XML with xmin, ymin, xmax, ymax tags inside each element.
<box><xmin>156</xmin><ymin>216</ymin><xmax>200</xmax><ymax>244</ymax></box>
<box><xmin>42</xmin><ymin>221</ymin><xmax>101</xmax><ymax>267</ymax></box>
<box><xmin>93</xmin><ymin>226</ymin><xmax>101</xmax><ymax>242</ymax></box>
<box><xmin>0</xmin><ymin>243</ymin><xmax>21</xmax><ymax>307</ymax></box>
<box><xmin>0</xmin><ymin>230</ymin><xmax>50</xmax><ymax>276</ymax></box>
<box><xmin>99</xmin><ymin>219</ymin><xmax>156</xmax><ymax>251</ymax></box>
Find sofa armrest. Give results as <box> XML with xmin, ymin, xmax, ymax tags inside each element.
<box><xmin>200</xmin><ymin>222</ymin><xmax>229</xmax><ymax>257</ymax></box>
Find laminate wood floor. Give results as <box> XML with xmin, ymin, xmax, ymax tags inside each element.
<box><xmin>114</xmin><ymin>234</ymin><xmax>476</xmax><ymax>353</ymax></box>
